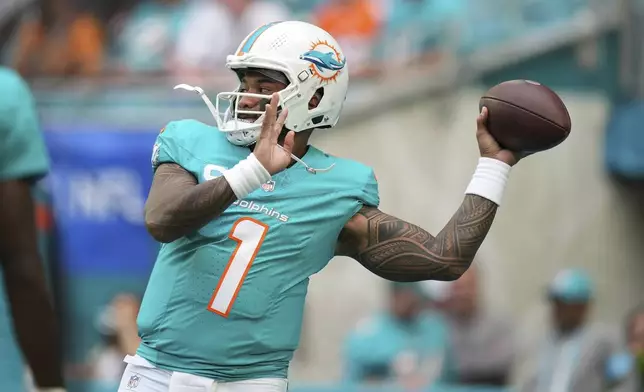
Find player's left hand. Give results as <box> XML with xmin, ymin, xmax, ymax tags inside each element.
<box><xmin>476</xmin><ymin>107</ymin><xmax>530</xmax><ymax>166</ymax></box>
<box><xmin>254</xmin><ymin>93</ymin><xmax>295</xmax><ymax>175</ymax></box>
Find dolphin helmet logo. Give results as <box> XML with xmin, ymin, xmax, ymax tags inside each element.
<box><xmin>300</xmin><ymin>50</ymin><xmax>346</xmax><ymax>71</ymax></box>
<box><xmin>300</xmin><ymin>39</ymin><xmax>346</xmax><ymax>83</ymax></box>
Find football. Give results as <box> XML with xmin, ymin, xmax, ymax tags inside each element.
<box><xmin>479</xmin><ymin>80</ymin><xmax>571</xmax><ymax>153</ymax></box>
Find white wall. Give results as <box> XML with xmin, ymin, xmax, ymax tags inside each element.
<box><xmin>289</xmin><ymin>87</ymin><xmax>644</xmax><ymax>382</ymax></box>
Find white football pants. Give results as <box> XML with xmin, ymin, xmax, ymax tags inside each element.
<box><xmin>117</xmin><ymin>355</ymin><xmax>288</xmax><ymax>392</ymax></box>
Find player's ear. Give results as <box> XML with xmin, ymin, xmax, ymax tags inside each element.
<box><xmin>308</xmin><ymin>88</ymin><xmax>324</xmax><ymax>110</ymax></box>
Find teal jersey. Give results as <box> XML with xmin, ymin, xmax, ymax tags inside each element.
<box><xmin>0</xmin><ymin>67</ymin><xmax>50</xmax><ymax>392</ymax></box>
<box><xmin>137</xmin><ymin>120</ymin><xmax>379</xmax><ymax>381</ymax></box>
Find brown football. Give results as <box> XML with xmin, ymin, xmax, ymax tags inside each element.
<box><xmin>479</xmin><ymin>80</ymin><xmax>572</xmax><ymax>153</ymax></box>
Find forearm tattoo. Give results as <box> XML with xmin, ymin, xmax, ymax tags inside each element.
<box><xmin>350</xmin><ymin>195</ymin><xmax>497</xmax><ymax>282</ymax></box>
<box><xmin>144</xmin><ymin>163</ymin><xmax>237</xmax><ymax>242</ymax></box>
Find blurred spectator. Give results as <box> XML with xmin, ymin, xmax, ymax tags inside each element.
<box><xmin>376</xmin><ymin>0</ymin><xmax>463</xmax><ymax>67</ymax></box>
<box><xmin>89</xmin><ymin>293</ymin><xmax>141</xmax><ymax>384</ymax></box>
<box><xmin>520</xmin><ymin>269</ymin><xmax>625</xmax><ymax>392</ymax></box>
<box><xmin>72</xmin><ymin>0</ymin><xmax>138</xmax><ymax>24</ymax></box>
<box><xmin>64</xmin><ymin>14</ymin><xmax>105</xmax><ymax>75</ymax></box>
<box><xmin>629</xmin><ymin>306</ymin><xmax>644</xmax><ymax>390</ymax></box>
<box><xmin>419</xmin><ymin>279</ymin><xmax>452</xmax><ymax>312</ymax></box>
<box><xmin>439</xmin><ymin>265</ymin><xmax>515</xmax><ymax>387</ymax></box>
<box><xmin>11</xmin><ymin>0</ymin><xmax>104</xmax><ymax>76</ymax></box>
<box><xmin>113</xmin><ymin>0</ymin><xmax>187</xmax><ymax>73</ymax></box>
<box><xmin>343</xmin><ymin>282</ymin><xmax>448</xmax><ymax>388</ymax></box>
<box><xmin>617</xmin><ymin>305</ymin><xmax>644</xmax><ymax>392</ymax></box>
<box><xmin>311</xmin><ymin>0</ymin><xmax>380</xmax><ymax>75</ymax></box>
<box><xmin>173</xmin><ymin>0</ymin><xmax>291</xmax><ymax>74</ymax></box>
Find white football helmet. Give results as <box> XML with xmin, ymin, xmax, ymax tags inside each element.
<box><xmin>176</xmin><ymin>21</ymin><xmax>349</xmax><ymax>146</ymax></box>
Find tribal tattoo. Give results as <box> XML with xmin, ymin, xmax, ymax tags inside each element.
<box><xmin>145</xmin><ymin>163</ymin><xmax>237</xmax><ymax>243</ymax></box>
<box><xmin>339</xmin><ymin>195</ymin><xmax>498</xmax><ymax>282</ymax></box>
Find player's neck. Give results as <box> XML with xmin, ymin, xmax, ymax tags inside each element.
<box><xmin>290</xmin><ymin>142</ymin><xmax>309</xmax><ymax>160</ymax></box>
<box><xmin>248</xmin><ymin>129</ymin><xmax>311</xmax><ymax>165</ymax></box>
<box><xmin>284</xmin><ymin>129</ymin><xmax>313</xmax><ymax>160</ymax></box>
<box><xmin>246</xmin><ymin>140</ymin><xmax>309</xmax><ymax>165</ymax></box>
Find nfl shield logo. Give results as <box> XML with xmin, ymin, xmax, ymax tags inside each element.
<box><xmin>151</xmin><ymin>143</ymin><xmax>160</xmax><ymax>167</ymax></box>
<box><xmin>127</xmin><ymin>374</ymin><xmax>140</xmax><ymax>389</ymax></box>
<box><xmin>261</xmin><ymin>180</ymin><xmax>276</xmax><ymax>192</ymax></box>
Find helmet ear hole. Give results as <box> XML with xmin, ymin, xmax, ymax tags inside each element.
<box><xmin>308</xmin><ymin>88</ymin><xmax>324</xmax><ymax>110</ymax></box>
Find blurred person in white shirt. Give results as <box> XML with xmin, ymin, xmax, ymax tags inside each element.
<box><xmin>174</xmin><ymin>0</ymin><xmax>291</xmax><ymax>74</ymax></box>
<box><xmin>520</xmin><ymin>269</ymin><xmax>626</xmax><ymax>392</ymax></box>
<box><xmin>90</xmin><ymin>294</ymin><xmax>141</xmax><ymax>385</ymax></box>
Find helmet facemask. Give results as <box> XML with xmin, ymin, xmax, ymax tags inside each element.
<box><xmin>217</xmin><ymin>68</ymin><xmax>294</xmax><ymax>146</ymax></box>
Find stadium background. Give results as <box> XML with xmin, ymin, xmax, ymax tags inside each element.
<box><xmin>2</xmin><ymin>0</ymin><xmax>644</xmax><ymax>391</ymax></box>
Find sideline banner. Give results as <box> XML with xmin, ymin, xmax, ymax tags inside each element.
<box><xmin>45</xmin><ymin>129</ymin><xmax>159</xmax><ymax>275</ymax></box>
<box><xmin>44</xmin><ymin>128</ymin><xmax>159</xmax><ymax>362</ymax></box>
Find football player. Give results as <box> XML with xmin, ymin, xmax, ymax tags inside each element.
<box><xmin>120</xmin><ymin>21</ymin><xmax>525</xmax><ymax>392</ymax></box>
<box><xmin>0</xmin><ymin>67</ymin><xmax>65</xmax><ymax>391</ymax></box>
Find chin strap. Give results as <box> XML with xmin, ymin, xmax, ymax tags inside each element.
<box><xmin>276</xmin><ymin>144</ymin><xmax>335</xmax><ymax>174</ymax></box>
<box><xmin>174</xmin><ymin>84</ymin><xmax>219</xmax><ymax>122</ymax></box>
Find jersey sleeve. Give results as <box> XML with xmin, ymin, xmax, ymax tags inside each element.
<box><xmin>151</xmin><ymin>121</ymin><xmax>187</xmax><ymax>170</ymax></box>
<box><xmin>0</xmin><ymin>69</ymin><xmax>49</xmax><ymax>181</ymax></box>
<box><xmin>360</xmin><ymin>169</ymin><xmax>380</xmax><ymax>207</ymax></box>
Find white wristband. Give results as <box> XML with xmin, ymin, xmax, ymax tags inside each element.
<box><xmin>223</xmin><ymin>153</ymin><xmax>271</xmax><ymax>200</ymax></box>
<box><xmin>465</xmin><ymin>157</ymin><xmax>511</xmax><ymax>205</ymax></box>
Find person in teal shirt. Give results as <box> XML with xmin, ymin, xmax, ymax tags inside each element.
<box><xmin>343</xmin><ymin>283</ymin><xmax>449</xmax><ymax>386</ymax></box>
<box><xmin>0</xmin><ymin>67</ymin><xmax>65</xmax><ymax>392</ymax></box>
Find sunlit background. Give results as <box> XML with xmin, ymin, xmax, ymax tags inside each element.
<box><xmin>2</xmin><ymin>0</ymin><xmax>644</xmax><ymax>391</ymax></box>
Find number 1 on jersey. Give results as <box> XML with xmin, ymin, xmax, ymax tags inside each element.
<box><xmin>207</xmin><ymin>218</ymin><xmax>269</xmax><ymax>317</ymax></box>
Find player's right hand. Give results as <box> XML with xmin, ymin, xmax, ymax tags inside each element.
<box><xmin>254</xmin><ymin>93</ymin><xmax>295</xmax><ymax>175</ymax></box>
<box><xmin>476</xmin><ymin>107</ymin><xmax>526</xmax><ymax>166</ymax></box>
